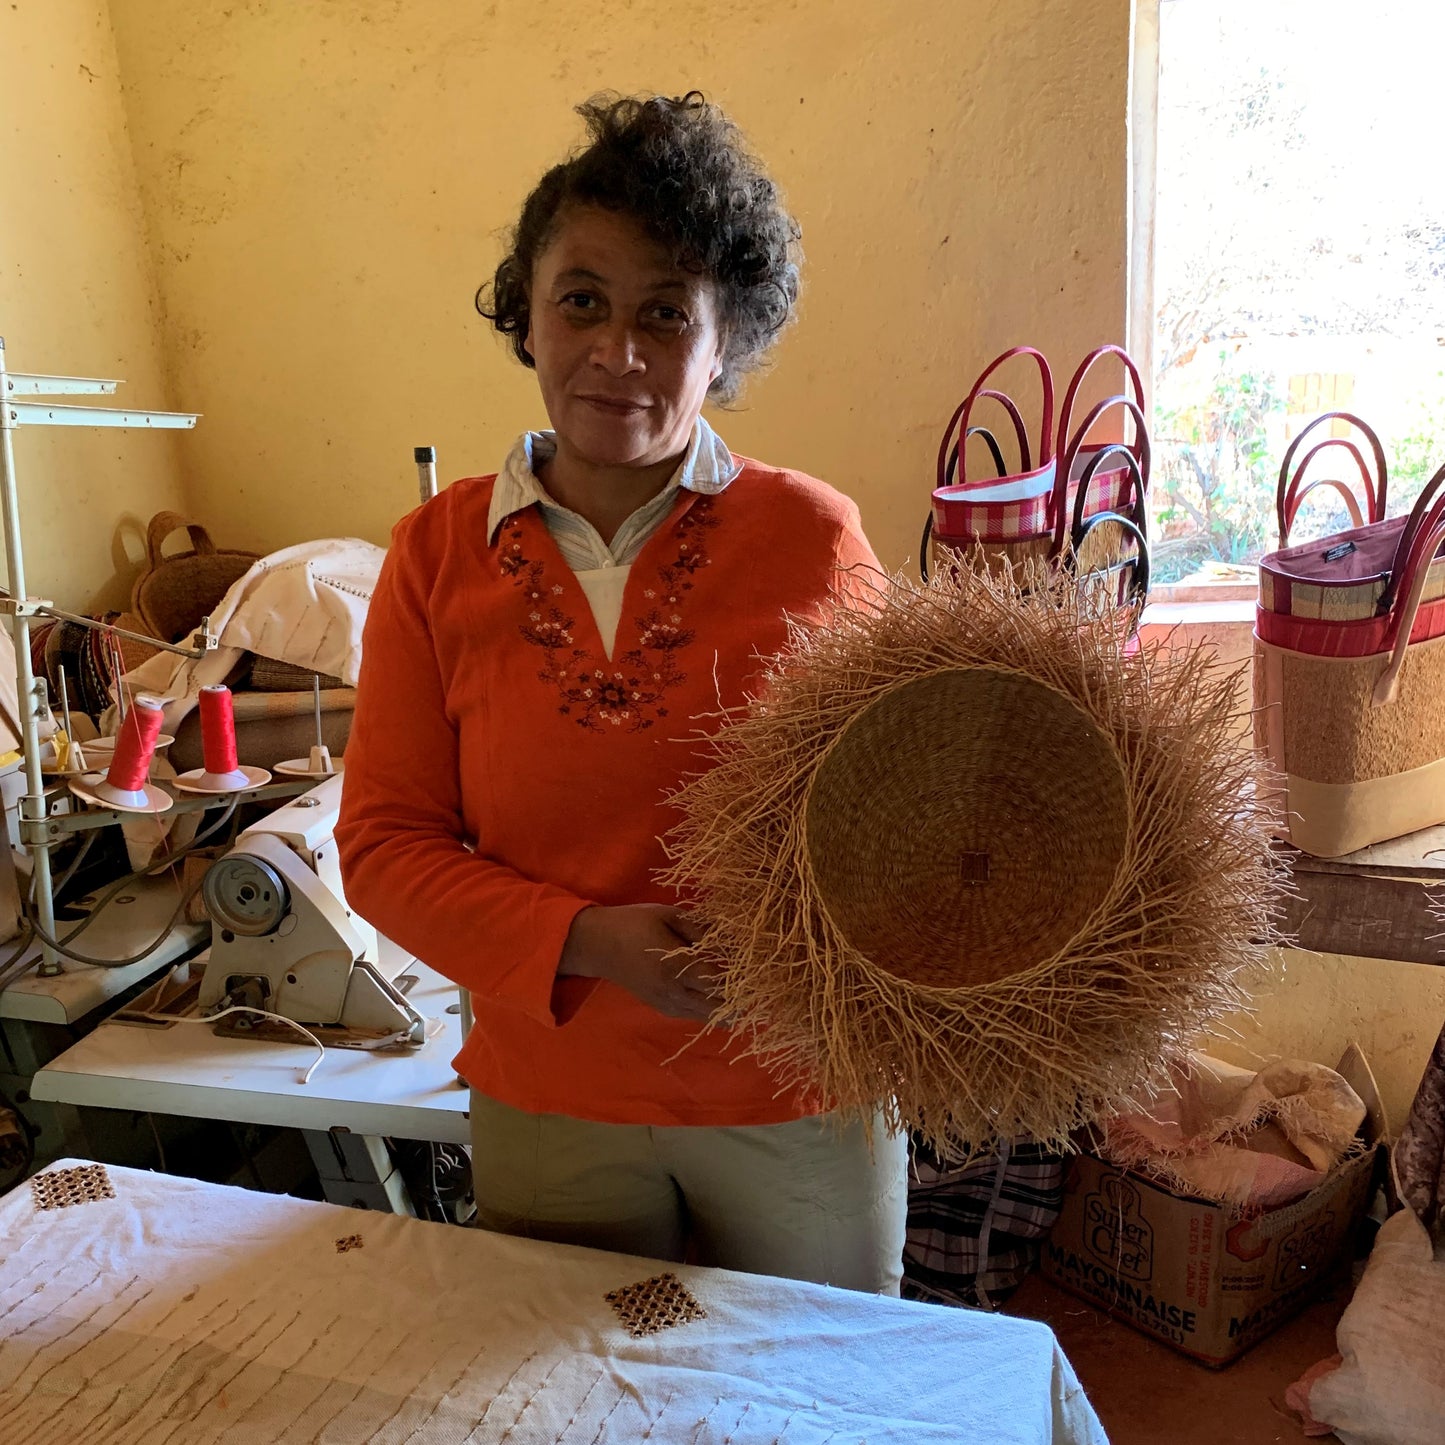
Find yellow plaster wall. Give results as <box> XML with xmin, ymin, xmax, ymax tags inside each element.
<box><xmin>0</xmin><ymin>0</ymin><xmax>188</xmax><ymax>611</ymax></box>
<box><xmin>1205</xmin><ymin>950</ymin><xmax>1445</xmax><ymax>1131</ymax></box>
<box><xmin>105</xmin><ymin>0</ymin><xmax>1131</xmax><ymax>569</ymax></box>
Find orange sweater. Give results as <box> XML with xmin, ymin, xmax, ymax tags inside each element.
<box><xmin>336</xmin><ymin>458</ymin><xmax>879</xmax><ymax>1126</ymax></box>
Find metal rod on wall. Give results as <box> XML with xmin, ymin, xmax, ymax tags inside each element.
<box><xmin>415</xmin><ymin>445</ymin><xmax>437</xmax><ymax>505</ymax></box>
<box><xmin>0</xmin><ymin>338</ymin><xmax>62</xmax><ymax>975</ymax></box>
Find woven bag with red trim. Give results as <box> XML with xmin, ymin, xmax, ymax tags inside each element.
<box><xmin>1254</xmin><ymin>459</ymin><xmax>1445</xmax><ymax>856</ymax></box>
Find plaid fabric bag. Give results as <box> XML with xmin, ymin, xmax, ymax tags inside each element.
<box><xmin>1255</xmin><ymin>461</ymin><xmax>1445</xmax><ymax>856</ymax></box>
<box><xmin>925</xmin><ymin>346</ymin><xmax>1150</xmax><ymax>595</ymax></box>
<box><xmin>1055</xmin><ymin>344</ymin><xmax>1150</xmax><ymax>552</ymax></box>
<box><xmin>903</xmin><ymin>1136</ymin><xmax>1066</xmax><ymax>1309</ymax></box>
<box><xmin>1272</xmin><ymin>411</ymin><xmax>1388</xmax><ymax>552</ymax></box>
<box><xmin>1257</xmin><ymin>448</ymin><xmax>1445</xmax><ymax>657</ymax></box>
<box><xmin>926</xmin><ymin>346</ymin><xmax>1057</xmax><ymax>576</ymax></box>
<box><xmin>1072</xmin><ymin>452</ymin><xmax>1152</xmax><ymax>619</ymax></box>
<box><xmin>1056</xmin><ymin>346</ymin><xmax>1151</xmax><ymax>611</ymax></box>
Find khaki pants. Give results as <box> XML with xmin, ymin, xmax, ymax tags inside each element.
<box><xmin>469</xmin><ymin>1092</ymin><xmax>908</xmax><ymax>1296</ymax></box>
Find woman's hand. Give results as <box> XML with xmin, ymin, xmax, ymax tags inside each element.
<box><xmin>558</xmin><ymin>904</ymin><xmax>719</xmax><ymax>1021</ymax></box>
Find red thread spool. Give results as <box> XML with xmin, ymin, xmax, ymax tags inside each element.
<box><xmin>106</xmin><ymin>698</ymin><xmax>165</xmax><ymax>791</ymax></box>
<box><xmin>199</xmin><ymin>685</ymin><xmax>240</xmax><ymax>774</ymax></box>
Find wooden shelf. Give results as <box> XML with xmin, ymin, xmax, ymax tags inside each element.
<box><xmin>1280</xmin><ymin>823</ymin><xmax>1445</xmax><ymax>966</ymax></box>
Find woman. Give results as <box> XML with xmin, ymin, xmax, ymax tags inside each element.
<box><xmin>337</xmin><ymin>92</ymin><xmax>906</xmax><ymax>1293</ymax></box>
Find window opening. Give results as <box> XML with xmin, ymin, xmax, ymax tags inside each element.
<box><xmin>1143</xmin><ymin>0</ymin><xmax>1445</xmax><ymax>585</ymax></box>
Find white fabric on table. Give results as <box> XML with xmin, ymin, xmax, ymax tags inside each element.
<box><xmin>0</xmin><ymin>1161</ymin><xmax>1106</xmax><ymax>1444</ymax></box>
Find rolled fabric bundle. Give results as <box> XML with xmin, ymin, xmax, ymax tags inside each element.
<box><xmin>664</xmin><ymin>560</ymin><xmax>1283</xmax><ymax>1154</ymax></box>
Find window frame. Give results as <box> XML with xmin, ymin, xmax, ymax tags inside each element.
<box><xmin>1130</xmin><ymin>0</ymin><xmax>1274</xmax><ymax>605</ymax></box>
<box><xmin>1130</xmin><ymin>0</ymin><xmax>1184</xmax><ymax>604</ymax></box>
<box><xmin>1127</xmin><ymin>0</ymin><xmax>1161</xmax><ymax>430</ymax></box>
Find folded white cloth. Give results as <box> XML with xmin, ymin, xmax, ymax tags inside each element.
<box><xmin>114</xmin><ymin>536</ymin><xmax>384</xmax><ymax>734</ymax></box>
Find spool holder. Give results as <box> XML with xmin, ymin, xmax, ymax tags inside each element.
<box><xmin>173</xmin><ymin>764</ymin><xmax>273</xmax><ymax>795</ymax></box>
<box><xmin>276</xmin><ymin>675</ymin><xmax>340</xmax><ymax>779</ymax></box>
<box><xmin>24</xmin><ymin>777</ymin><xmax>313</xmax><ymax>844</ymax></box>
<box><xmin>67</xmin><ymin>773</ymin><xmax>174</xmax><ymax>815</ymax></box>
<box><xmin>274</xmin><ymin>747</ymin><xmax>341</xmax><ymax>780</ymax></box>
<box><xmin>81</xmin><ymin>733</ymin><xmax>176</xmax><ymax>765</ymax></box>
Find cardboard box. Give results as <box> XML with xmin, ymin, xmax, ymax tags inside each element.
<box><xmin>1041</xmin><ymin>1047</ymin><xmax>1385</xmax><ymax>1367</ymax></box>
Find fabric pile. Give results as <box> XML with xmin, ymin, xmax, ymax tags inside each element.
<box><xmin>1100</xmin><ymin>1052</ymin><xmax>1368</xmax><ymax>1211</ymax></box>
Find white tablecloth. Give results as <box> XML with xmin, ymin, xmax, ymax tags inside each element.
<box><xmin>0</xmin><ymin>1161</ymin><xmax>1106</xmax><ymax>1443</ymax></box>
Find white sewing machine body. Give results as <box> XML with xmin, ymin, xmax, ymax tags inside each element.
<box><xmin>198</xmin><ymin>773</ymin><xmax>425</xmax><ymax>1045</ymax></box>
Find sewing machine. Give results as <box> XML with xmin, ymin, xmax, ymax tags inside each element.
<box><xmin>197</xmin><ymin>774</ymin><xmax>427</xmax><ymax>1047</ymax></box>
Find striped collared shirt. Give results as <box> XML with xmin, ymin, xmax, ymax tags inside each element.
<box><xmin>485</xmin><ymin>416</ymin><xmax>740</xmax><ymax>568</ymax></box>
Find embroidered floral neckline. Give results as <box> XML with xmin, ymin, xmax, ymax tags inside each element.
<box><xmin>498</xmin><ymin>497</ymin><xmax>719</xmax><ymax>732</ymax></box>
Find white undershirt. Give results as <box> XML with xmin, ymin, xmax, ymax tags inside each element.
<box><xmin>572</xmin><ymin>564</ymin><xmax>632</xmax><ymax>659</ymax></box>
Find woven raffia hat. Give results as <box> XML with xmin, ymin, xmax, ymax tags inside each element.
<box><xmin>664</xmin><ymin>558</ymin><xmax>1283</xmax><ymax>1153</ymax></box>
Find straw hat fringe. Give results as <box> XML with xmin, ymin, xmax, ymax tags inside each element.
<box><xmin>662</xmin><ymin>558</ymin><xmax>1283</xmax><ymax>1154</ymax></box>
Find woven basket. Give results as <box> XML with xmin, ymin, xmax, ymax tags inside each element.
<box><xmin>111</xmin><ymin>611</ymin><xmax>163</xmax><ymax>675</ymax></box>
<box><xmin>1271</xmin><ymin>410</ymin><xmax>1387</xmax><ymax>567</ymax></box>
<box><xmin>804</xmin><ymin>667</ymin><xmax>1130</xmax><ymax>989</ymax></box>
<box><xmin>925</xmin><ymin>346</ymin><xmax>1057</xmax><ymax>579</ymax></box>
<box><xmin>1256</xmin><ymin>633</ymin><xmax>1445</xmax><ymax>785</ymax></box>
<box><xmin>1259</xmin><ymin>412</ymin><xmax>1445</xmax><ymax>626</ymax></box>
<box><xmin>926</xmin><ymin>345</ymin><xmax>1150</xmax><ymax>604</ymax></box>
<box><xmin>1052</xmin><ymin>344</ymin><xmax>1150</xmax><ymax>580</ymax></box>
<box><xmin>248</xmin><ymin>656</ymin><xmax>344</xmax><ymax>692</ymax></box>
<box><xmin>1255</xmin><ymin>466</ymin><xmax>1445</xmax><ymax>857</ymax></box>
<box><xmin>1258</xmin><ymin>450</ymin><xmax>1445</xmax><ymax>657</ymax></box>
<box><xmin>133</xmin><ymin>512</ymin><xmax>257</xmax><ymax>644</ymax></box>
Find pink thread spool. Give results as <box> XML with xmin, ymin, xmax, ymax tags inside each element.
<box><xmin>106</xmin><ymin>698</ymin><xmax>164</xmax><ymax>795</ymax></box>
<box><xmin>68</xmin><ymin>695</ymin><xmax>174</xmax><ymax>814</ymax></box>
<box><xmin>198</xmin><ymin>685</ymin><xmax>246</xmax><ymax>787</ymax></box>
<box><xmin>173</xmin><ymin>685</ymin><xmax>272</xmax><ymax>796</ymax></box>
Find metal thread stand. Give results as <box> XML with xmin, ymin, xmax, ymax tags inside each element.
<box><xmin>413</xmin><ymin>446</ymin><xmax>438</xmax><ymax>506</ymax></box>
<box><xmin>0</xmin><ymin>335</ymin><xmax>216</xmax><ymax>977</ymax></box>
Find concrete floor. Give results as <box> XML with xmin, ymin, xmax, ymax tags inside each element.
<box><xmin>1007</xmin><ymin>1274</ymin><xmax>1347</xmax><ymax>1444</ymax></box>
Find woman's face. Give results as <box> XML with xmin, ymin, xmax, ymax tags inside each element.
<box><xmin>524</xmin><ymin>206</ymin><xmax>724</xmax><ymax>472</ymax></box>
